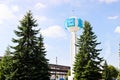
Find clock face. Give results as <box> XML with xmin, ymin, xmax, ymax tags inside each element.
<box><xmin>67</xmin><ymin>18</ymin><xmax>75</xmax><ymax>27</ymax></box>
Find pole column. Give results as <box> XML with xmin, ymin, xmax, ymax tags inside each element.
<box><xmin>70</xmin><ymin>32</ymin><xmax>76</xmax><ymax>80</ymax></box>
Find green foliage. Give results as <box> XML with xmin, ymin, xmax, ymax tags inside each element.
<box><xmin>74</xmin><ymin>21</ymin><xmax>103</xmax><ymax>80</ymax></box>
<box><xmin>1</xmin><ymin>11</ymin><xmax>50</xmax><ymax>80</ymax></box>
<box><xmin>102</xmin><ymin>60</ymin><xmax>110</xmax><ymax>80</ymax></box>
<box><xmin>107</xmin><ymin>65</ymin><xmax>118</xmax><ymax>80</ymax></box>
<box><xmin>65</xmin><ymin>70</ymin><xmax>70</xmax><ymax>80</ymax></box>
<box><xmin>0</xmin><ymin>47</ymin><xmax>13</xmax><ymax>80</ymax></box>
<box><xmin>67</xmin><ymin>70</ymin><xmax>71</xmax><ymax>76</ymax></box>
<box><xmin>117</xmin><ymin>71</ymin><xmax>120</xmax><ymax>80</ymax></box>
<box><xmin>102</xmin><ymin>62</ymin><xmax>118</xmax><ymax>80</ymax></box>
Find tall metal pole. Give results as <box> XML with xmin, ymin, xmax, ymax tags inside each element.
<box><xmin>119</xmin><ymin>43</ymin><xmax>120</xmax><ymax>68</ymax></box>
<box><xmin>55</xmin><ymin>57</ymin><xmax>57</xmax><ymax>80</ymax></box>
<box><xmin>65</xmin><ymin>17</ymin><xmax>83</xmax><ymax>80</ymax></box>
<box><xmin>70</xmin><ymin>32</ymin><xmax>76</xmax><ymax>79</ymax></box>
<box><xmin>56</xmin><ymin>57</ymin><xmax>57</xmax><ymax>65</ymax></box>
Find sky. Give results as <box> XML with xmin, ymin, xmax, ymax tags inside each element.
<box><xmin>0</xmin><ymin>0</ymin><xmax>120</xmax><ymax>68</ymax></box>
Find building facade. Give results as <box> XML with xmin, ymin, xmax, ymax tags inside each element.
<box><xmin>49</xmin><ymin>64</ymin><xmax>70</xmax><ymax>80</ymax></box>
<box><xmin>0</xmin><ymin>57</ymin><xmax>70</xmax><ymax>80</ymax></box>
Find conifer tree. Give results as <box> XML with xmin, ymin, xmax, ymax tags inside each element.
<box><xmin>0</xmin><ymin>47</ymin><xmax>13</xmax><ymax>80</ymax></box>
<box><xmin>74</xmin><ymin>21</ymin><xmax>103</xmax><ymax>80</ymax></box>
<box><xmin>102</xmin><ymin>60</ymin><xmax>109</xmax><ymax>80</ymax></box>
<box><xmin>7</xmin><ymin>11</ymin><xmax>50</xmax><ymax>80</ymax></box>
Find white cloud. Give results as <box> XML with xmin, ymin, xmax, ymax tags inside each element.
<box><xmin>35</xmin><ymin>3</ymin><xmax>46</xmax><ymax>9</ymax></box>
<box><xmin>103</xmin><ymin>40</ymin><xmax>111</xmax><ymax>60</ymax></box>
<box><xmin>35</xmin><ymin>15</ymin><xmax>47</xmax><ymax>22</ymax></box>
<box><xmin>41</xmin><ymin>25</ymin><xmax>66</xmax><ymax>38</ymax></box>
<box><xmin>0</xmin><ymin>4</ymin><xmax>15</xmax><ymax>24</ymax></box>
<box><xmin>34</xmin><ymin>0</ymin><xmax>71</xmax><ymax>7</ymax></box>
<box><xmin>11</xmin><ymin>5</ymin><xmax>19</xmax><ymax>12</ymax></box>
<box><xmin>49</xmin><ymin>0</ymin><xmax>70</xmax><ymax>5</ymax></box>
<box><xmin>44</xmin><ymin>43</ymin><xmax>53</xmax><ymax>50</ymax></box>
<box><xmin>98</xmin><ymin>0</ymin><xmax>119</xmax><ymax>3</ymax></box>
<box><xmin>108</xmin><ymin>16</ymin><xmax>119</xmax><ymax>20</ymax></box>
<box><xmin>115</xmin><ymin>26</ymin><xmax>120</xmax><ymax>33</ymax></box>
<box><xmin>105</xmin><ymin>42</ymin><xmax>111</xmax><ymax>58</ymax></box>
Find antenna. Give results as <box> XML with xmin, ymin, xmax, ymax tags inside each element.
<box><xmin>72</xmin><ymin>9</ymin><xmax>76</xmax><ymax>17</ymax></box>
<box><xmin>55</xmin><ymin>57</ymin><xmax>57</xmax><ymax>80</ymax></box>
<box><xmin>72</xmin><ymin>10</ymin><xmax>74</xmax><ymax>15</ymax></box>
<box><xmin>118</xmin><ymin>43</ymin><xmax>120</xmax><ymax>68</ymax></box>
<box><xmin>56</xmin><ymin>57</ymin><xmax>57</xmax><ymax>65</ymax></box>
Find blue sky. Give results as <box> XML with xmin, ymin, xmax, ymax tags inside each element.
<box><xmin>0</xmin><ymin>0</ymin><xmax>120</xmax><ymax>68</ymax></box>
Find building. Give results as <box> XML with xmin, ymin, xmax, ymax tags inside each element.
<box><xmin>49</xmin><ymin>64</ymin><xmax>70</xmax><ymax>80</ymax></box>
<box><xmin>0</xmin><ymin>57</ymin><xmax>70</xmax><ymax>80</ymax></box>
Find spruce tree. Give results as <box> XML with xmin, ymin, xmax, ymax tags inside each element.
<box><xmin>102</xmin><ymin>60</ymin><xmax>109</xmax><ymax>80</ymax></box>
<box><xmin>74</xmin><ymin>21</ymin><xmax>103</xmax><ymax>80</ymax></box>
<box><xmin>0</xmin><ymin>47</ymin><xmax>13</xmax><ymax>80</ymax></box>
<box><xmin>8</xmin><ymin>11</ymin><xmax>50</xmax><ymax>80</ymax></box>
